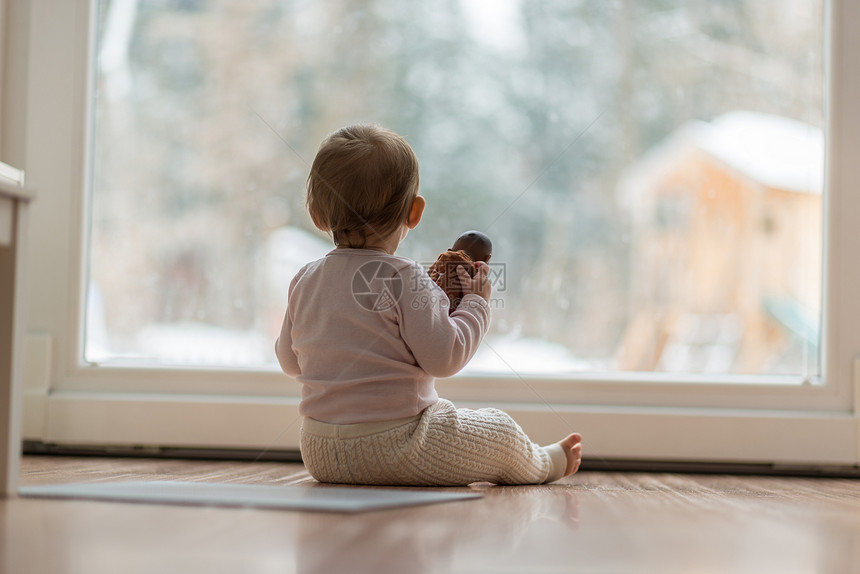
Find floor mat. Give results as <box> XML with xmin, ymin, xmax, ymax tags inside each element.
<box><xmin>18</xmin><ymin>481</ymin><xmax>483</xmax><ymax>513</ymax></box>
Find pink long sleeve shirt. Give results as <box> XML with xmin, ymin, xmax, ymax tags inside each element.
<box><xmin>275</xmin><ymin>247</ymin><xmax>491</xmax><ymax>424</ymax></box>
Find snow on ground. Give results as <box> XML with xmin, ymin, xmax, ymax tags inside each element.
<box><xmin>100</xmin><ymin>320</ymin><xmax>589</xmax><ymax>374</ymax></box>
<box><xmin>134</xmin><ymin>322</ymin><xmax>271</xmax><ymax>366</ymax></box>
<box><xmin>462</xmin><ymin>334</ymin><xmax>592</xmax><ymax>375</ymax></box>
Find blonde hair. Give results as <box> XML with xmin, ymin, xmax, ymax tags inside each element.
<box><xmin>306</xmin><ymin>125</ymin><xmax>420</xmax><ymax>248</ymax></box>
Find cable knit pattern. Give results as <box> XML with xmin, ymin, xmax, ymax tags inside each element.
<box><xmin>301</xmin><ymin>399</ymin><xmax>567</xmax><ymax>486</ymax></box>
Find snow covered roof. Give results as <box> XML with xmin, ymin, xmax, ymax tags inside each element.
<box><xmin>696</xmin><ymin>111</ymin><xmax>823</xmax><ymax>194</ymax></box>
<box><xmin>618</xmin><ymin>111</ymin><xmax>824</xmax><ymax>207</ymax></box>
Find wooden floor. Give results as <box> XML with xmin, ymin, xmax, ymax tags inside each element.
<box><xmin>3</xmin><ymin>456</ymin><xmax>860</xmax><ymax>573</ymax></box>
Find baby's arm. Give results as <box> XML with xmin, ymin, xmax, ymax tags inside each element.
<box><xmin>275</xmin><ymin>337</ymin><xmax>300</xmax><ymax>377</ymax></box>
<box><xmin>397</xmin><ymin>264</ymin><xmax>491</xmax><ymax>377</ymax></box>
<box><xmin>275</xmin><ymin>322</ymin><xmax>300</xmax><ymax>376</ymax></box>
<box><xmin>275</xmin><ymin>277</ymin><xmax>302</xmax><ymax>377</ymax></box>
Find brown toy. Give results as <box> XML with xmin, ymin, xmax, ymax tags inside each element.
<box><xmin>428</xmin><ymin>230</ymin><xmax>493</xmax><ymax>313</ymax></box>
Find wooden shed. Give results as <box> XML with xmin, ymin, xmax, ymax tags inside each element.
<box><xmin>616</xmin><ymin>111</ymin><xmax>822</xmax><ymax>375</ymax></box>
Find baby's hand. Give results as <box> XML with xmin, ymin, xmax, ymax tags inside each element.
<box><xmin>456</xmin><ymin>262</ymin><xmax>491</xmax><ymax>303</ymax></box>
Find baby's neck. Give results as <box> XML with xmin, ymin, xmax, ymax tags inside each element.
<box><xmin>361</xmin><ymin>227</ymin><xmax>405</xmax><ymax>255</ymax></box>
<box><xmin>337</xmin><ymin>244</ymin><xmax>392</xmax><ymax>254</ymax></box>
<box><xmin>337</xmin><ymin>232</ymin><xmax>402</xmax><ymax>255</ymax></box>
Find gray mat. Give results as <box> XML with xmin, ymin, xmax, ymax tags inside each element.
<box><xmin>19</xmin><ymin>481</ymin><xmax>483</xmax><ymax>513</ymax></box>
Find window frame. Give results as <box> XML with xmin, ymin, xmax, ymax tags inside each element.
<box><xmin>12</xmin><ymin>0</ymin><xmax>860</xmax><ymax>466</ymax></box>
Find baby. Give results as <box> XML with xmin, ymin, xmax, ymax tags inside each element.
<box><xmin>275</xmin><ymin>124</ymin><xmax>582</xmax><ymax>486</ymax></box>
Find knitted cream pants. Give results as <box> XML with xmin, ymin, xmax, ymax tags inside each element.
<box><xmin>300</xmin><ymin>399</ymin><xmax>567</xmax><ymax>486</ymax></box>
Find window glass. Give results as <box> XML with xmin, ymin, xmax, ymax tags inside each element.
<box><xmin>88</xmin><ymin>0</ymin><xmax>823</xmax><ymax>376</ymax></box>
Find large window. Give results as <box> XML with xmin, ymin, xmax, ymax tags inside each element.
<box><xmin>88</xmin><ymin>0</ymin><xmax>823</xmax><ymax>377</ymax></box>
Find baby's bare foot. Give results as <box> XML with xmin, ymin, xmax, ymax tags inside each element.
<box><xmin>558</xmin><ymin>433</ymin><xmax>583</xmax><ymax>477</ymax></box>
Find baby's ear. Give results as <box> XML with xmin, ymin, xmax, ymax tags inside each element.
<box><xmin>406</xmin><ymin>195</ymin><xmax>426</xmax><ymax>229</ymax></box>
